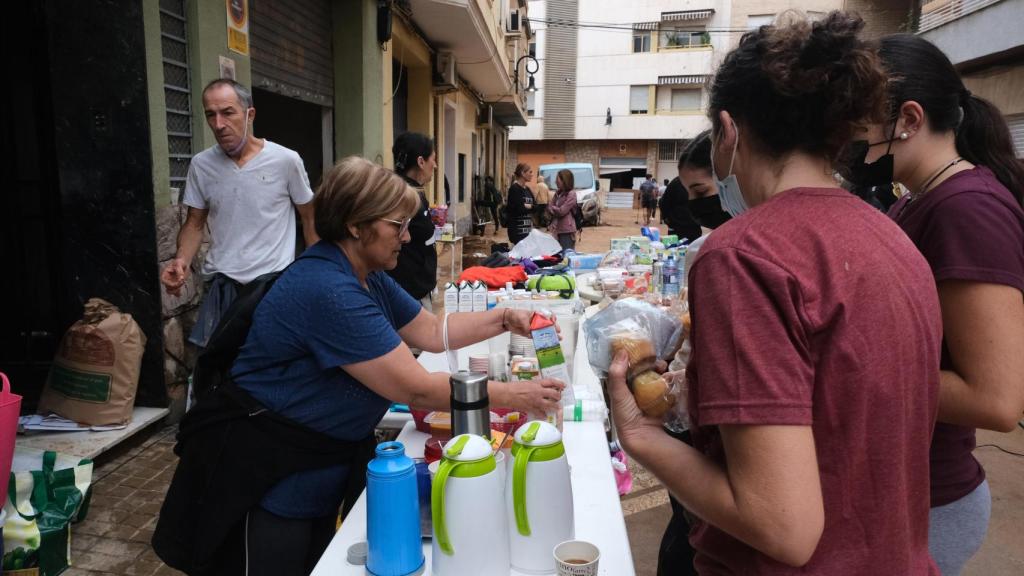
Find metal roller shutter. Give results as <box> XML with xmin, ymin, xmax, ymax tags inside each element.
<box><xmin>250</xmin><ymin>0</ymin><xmax>333</xmax><ymax>107</ymax></box>
<box><xmin>544</xmin><ymin>0</ymin><xmax>578</xmax><ymax>139</ymax></box>
<box><xmin>1007</xmin><ymin>114</ymin><xmax>1024</xmax><ymax>159</ymax></box>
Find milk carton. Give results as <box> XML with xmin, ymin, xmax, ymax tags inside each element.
<box><xmin>444</xmin><ymin>282</ymin><xmax>459</xmax><ymax>312</ymax></box>
<box><xmin>472</xmin><ymin>281</ymin><xmax>488</xmax><ymax>312</ymax></box>
<box><xmin>458</xmin><ymin>281</ymin><xmax>473</xmax><ymax>312</ymax></box>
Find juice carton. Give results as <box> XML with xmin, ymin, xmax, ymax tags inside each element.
<box><xmin>528</xmin><ymin>311</ymin><xmax>577</xmax><ymax>428</ymax></box>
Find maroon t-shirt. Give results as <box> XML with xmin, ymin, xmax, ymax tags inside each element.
<box><xmin>687</xmin><ymin>188</ymin><xmax>941</xmax><ymax>575</ymax></box>
<box><xmin>889</xmin><ymin>166</ymin><xmax>1024</xmax><ymax>507</ymax></box>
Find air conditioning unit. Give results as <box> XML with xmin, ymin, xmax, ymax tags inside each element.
<box><xmin>477</xmin><ymin>105</ymin><xmax>493</xmax><ymax>129</ymax></box>
<box><xmin>507</xmin><ymin>10</ymin><xmax>520</xmax><ymax>33</ymax></box>
<box><xmin>435</xmin><ymin>52</ymin><xmax>458</xmax><ymax>90</ymax></box>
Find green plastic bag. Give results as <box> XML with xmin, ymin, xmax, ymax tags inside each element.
<box><xmin>3</xmin><ymin>450</ymin><xmax>94</xmax><ymax>575</ymax></box>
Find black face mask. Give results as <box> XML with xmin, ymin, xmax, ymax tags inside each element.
<box><xmin>842</xmin><ymin>121</ymin><xmax>900</xmax><ymax>188</ymax></box>
<box><xmin>689</xmin><ymin>194</ymin><xmax>732</xmax><ymax>229</ymax></box>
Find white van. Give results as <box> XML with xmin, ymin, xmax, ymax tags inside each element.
<box><xmin>538</xmin><ymin>162</ymin><xmax>600</xmax><ymax>225</ymax></box>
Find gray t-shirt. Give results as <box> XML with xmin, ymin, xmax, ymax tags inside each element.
<box><xmin>183</xmin><ymin>140</ymin><xmax>314</xmax><ymax>283</ymax></box>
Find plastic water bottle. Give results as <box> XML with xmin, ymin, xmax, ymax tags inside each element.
<box><xmin>366</xmin><ymin>441</ymin><xmax>425</xmax><ymax>576</ymax></box>
<box><xmin>676</xmin><ymin>246</ymin><xmax>687</xmax><ymax>289</ymax></box>
<box><xmin>663</xmin><ymin>253</ymin><xmax>679</xmax><ymax>297</ymax></box>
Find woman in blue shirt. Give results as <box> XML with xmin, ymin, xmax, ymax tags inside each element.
<box><xmin>231</xmin><ymin>157</ymin><xmax>564</xmax><ymax>575</ymax></box>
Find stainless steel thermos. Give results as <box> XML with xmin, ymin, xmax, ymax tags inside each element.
<box><xmin>450</xmin><ymin>371</ymin><xmax>490</xmax><ymax>439</ymax></box>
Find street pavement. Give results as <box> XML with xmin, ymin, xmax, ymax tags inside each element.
<box><xmin>66</xmin><ymin>208</ymin><xmax>1024</xmax><ymax>575</ymax></box>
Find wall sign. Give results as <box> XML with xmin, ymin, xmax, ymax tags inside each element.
<box><xmin>226</xmin><ymin>0</ymin><xmax>249</xmax><ymax>56</ymax></box>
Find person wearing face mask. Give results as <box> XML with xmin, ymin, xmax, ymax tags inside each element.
<box><xmin>388</xmin><ymin>132</ymin><xmax>439</xmax><ymax>312</ymax></box>
<box><xmin>609</xmin><ymin>12</ymin><xmax>942</xmax><ymax>575</ymax></box>
<box><xmin>655</xmin><ymin>129</ymin><xmax>731</xmax><ymax>576</ymax></box>
<box><xmin>153</xmin><ymin>157</ymin><xmax>565</xmax><ymax>576</ymax></box>
<box><xmin>658</xmin><ymin>170</ymin><xmax>702</xmax><ymax>243</ymax></box>
<box><xmin>846</xmin><ymin>34</ymin><xmax>1024</xmax><ymax>576</ymax></box>
<box><xmin>160</xmin><ymin>79</ymin><xmax>318</xmax><ymax>349</ymax></box>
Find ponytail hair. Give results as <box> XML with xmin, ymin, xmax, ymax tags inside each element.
<box><xmin>879</xmin><ymin>34</ymin><xmax>1024</xmax><ymax>206</ymax></box>
<box><xmin>514</xmin><ymin>163</ymin><xmax>531</xmax><ymax>179</ymax></box>
<box><xmin>392</xmin><ymin>131</ymin><xmax>434</xmax><ymax>176</ymax></box>
<box><xmin>957</xmin><ymin>94</ymin><xmax>1024</xmax><ymax>205</ymax></box>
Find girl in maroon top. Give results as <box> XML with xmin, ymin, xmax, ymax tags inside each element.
<box><xmin>609</xmin><ymin>12</ymin><xmax>941</xmax><ymax>575</ymax></box>
<box><xmin>846</xmin><ymin>34</ymin><xmax>1024</xmax><ymax>575</ymax></box>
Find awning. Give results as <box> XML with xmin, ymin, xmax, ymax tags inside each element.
<box><xmin>661</xmin><ymin>9</ymin><xmax>715</xmax><ymax>22</ymax></box>
<box><xmin>633</xmin><ymin>21</ymin><xmax>658</xmax><ymax>31</ymax></box>
<box><xmin>658</xmin><ymin>75</ymin><xmax>709</xmax><ymax>86</ymax></box>
<box><xmin>599</xmin><ymin>158</ymin><xmax>647</xmax><ymax>174</ymax></box>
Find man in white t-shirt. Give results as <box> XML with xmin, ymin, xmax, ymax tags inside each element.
<box><xmin>160</xmin><ymin>79</ymin><xmax>317</xmax><ymax>346</ymax></box>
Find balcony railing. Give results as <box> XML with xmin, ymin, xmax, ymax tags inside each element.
<box><xmin>919</xmin><ymin>0</ymin><xmax>1004</xmax><ymax>33</ymax></box>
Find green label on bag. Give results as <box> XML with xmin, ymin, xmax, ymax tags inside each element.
<box><xmin>49</xmin><ymin>365</ymin><xmax>111</xmax><ymax>403</ymax></box>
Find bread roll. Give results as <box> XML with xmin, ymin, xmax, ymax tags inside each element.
<box><xmin>630</xmin><ymin>370</ymin><xmax>676</xmax><ymax>417</ymax></box>
<box><xmin>611</xmin><ymin>333</ymin><xmax>656</xmax><ymax>379</ymax></box>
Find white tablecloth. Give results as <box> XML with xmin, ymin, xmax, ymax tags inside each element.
<box><xmin>311</xmin><ymin>322</ymin><xmax>634</xmax><ymax>576</ymax></box>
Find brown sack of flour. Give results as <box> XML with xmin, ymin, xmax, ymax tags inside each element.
<box><xmin>38</xmin><ymin>298</ymin><xmax>147</xmax><ymax>426</ymax></box>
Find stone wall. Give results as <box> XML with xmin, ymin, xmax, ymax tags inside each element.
<box><xmin>565</xmin><ymin>140</ymin><xmax>600</xmax><ymax>177</ymax></box>
<box><xmin>155</xmin><ymin>200</ymin><xmax>207</xmax><ymax>422</ymax></box>
<box><xmin>645</xmin><ymin>140</ymin><xmax>659</xmax><ymax>176</ymax></box>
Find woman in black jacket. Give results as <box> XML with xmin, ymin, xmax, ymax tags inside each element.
<box><xmin>387</xmin><ymin>132</ymin><xmax>439</xmax><ymax>310</ymax></box>
<box><xmin>507</xmin><ymin>163</ymin><xmax>536</xmax><ymax>245</ymax></box>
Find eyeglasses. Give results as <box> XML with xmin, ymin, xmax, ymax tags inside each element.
<box><xmin>380</xmin><ymin>217</ymin><xmax>412</xmax><ymax>236</ymax></box>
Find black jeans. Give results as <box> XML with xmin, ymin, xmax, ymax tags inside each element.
<box><xmin>245</xmin><ymin>507</ymin><xmax>337</xmax><ymax>576</ymax></box>
<box><xmin>658</xmin><ymin>428</ymin><xmax>698</xmax><ymax>576</ymax></box>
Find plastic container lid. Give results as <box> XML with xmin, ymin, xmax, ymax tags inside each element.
<box><xmin>442</xmin><ymin>434</ymin><xmax>493</xmax><ymax>462</ymax></box>
<box><xmin>514</xmin><ymin>420</ymin><xmax>562</xmax><ymax>447</ymax></box>
<box><xmin>347</xmin><ymin>541</ymin><xmax>367</xmax><ymax>565</ymax></box>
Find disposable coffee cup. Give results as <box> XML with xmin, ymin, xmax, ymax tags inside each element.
<box><xmin>553</xmin><ymin>540</ymin><xmax>600</xmax><ymax>576</ymax></box>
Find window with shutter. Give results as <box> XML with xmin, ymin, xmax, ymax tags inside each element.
<box><xmin>630</xmin><ymin>86</ymin><xmax>649</xmax><ymax>114</ymax></box>
<box><xmin>671</xmin><ymin>89</ymin><xmax>701</xmax><ymax>111</ymax></box>
<box><xmin>160</xmin><ymin>0</ymin><xmax>192</xmax><ymax>192</ymax></box>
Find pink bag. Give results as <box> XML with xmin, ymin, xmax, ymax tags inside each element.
<box><xmin>0</xmin><ymin>372</ymin><xmax>23</xmax><ymax>485</ymax></box>
<box><xmin>610</xmin><ymin>449</ymin><xmax>633</xmax><ymax>495</ymax></box>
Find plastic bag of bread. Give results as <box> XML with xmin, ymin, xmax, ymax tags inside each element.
<box><xmin>583</xmin><ymin>299</ymin><xmax>684</xmax><ymax>418</ymax></box>
<box><xmin>584</xmin><ymin>299</ymin><xmax>683</xmax><ymax>375</ymax></box>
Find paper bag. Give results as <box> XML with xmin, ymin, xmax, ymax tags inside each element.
<box><xmin>38</xmin><ymin>298</ymin><xmax>146</xmax><ymax>426</ymax></box>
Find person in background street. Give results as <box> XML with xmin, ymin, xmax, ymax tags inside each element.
<box><xmin>153</xmin><ymin>157</ymin><xmax>564</xmax><ymax>576</ymax></box>
<box><xmin>659</xmin><ymin>172</ymin><xmax>702</xmax><ymax>242</ymax></box>
<box><xmin>532</xmin><ymin>171</ymin><xmax>552</xmax><ymax>228</ymax></box>
<box><xmin>387</xmin><ymin>131</ymin><xmax>439</xmax><ymax>312</ymax></box>
<box><xmin>658</xmin><ymin>178</ymin><xmax>669</xmax><ymax>221</ymax></box>
<box><xmin>656</xmin><ymin>130</ymin><xmax>730</xmax><ymax>576</ymax></box>
<box><xmin>849</xmin><ymin>34</ymin><xmax>1024</xmax><ymax>575</ymax></box>
<box><xmin>610</xmin><ymin>12</ymin><xmax>941</xmax><ymax>575</ymax></box>
<box><xmin>547</xmin><ymin>168</ymin><xmax>579</xmax><ymax>251</ymax></box>
<box><xmin>640</xmin><ymin>173</ymin><xmax>658</xmax><ymax>226</ymax></box>
<box><xmin>507</xmin><ymin>163</ymin><xmax>536</xmax><ymax>244</ymax></box>
<box><xmin>483</xmin><ymin>175</ymin><xmax>502</xmax><ymax>234</ymax></box>
<box><xmin>160</xmin><ymin>78</ymin><xmax>317</xmax><ymax>348</ymax></box>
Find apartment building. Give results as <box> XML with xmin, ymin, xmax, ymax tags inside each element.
<box><xmin>916</xmin><ymin>0</ymin><xmax>1024</xmax><ymax>157</ymax></box>
<box><xmin>509</xmin><ymin>0</ymin><xmax>886</xmax><ymax>189</ymax></box>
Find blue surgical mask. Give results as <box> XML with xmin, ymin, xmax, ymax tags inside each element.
<box><xmin>711</xmin><ymin>124</ymin><xmax>749</xmax><ymax>217</ymax></box>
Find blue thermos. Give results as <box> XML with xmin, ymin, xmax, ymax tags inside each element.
<box><xmin>366</xmin><ymin>441</ymin><xmax>425</xmax><ymax>576</ymax></box>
